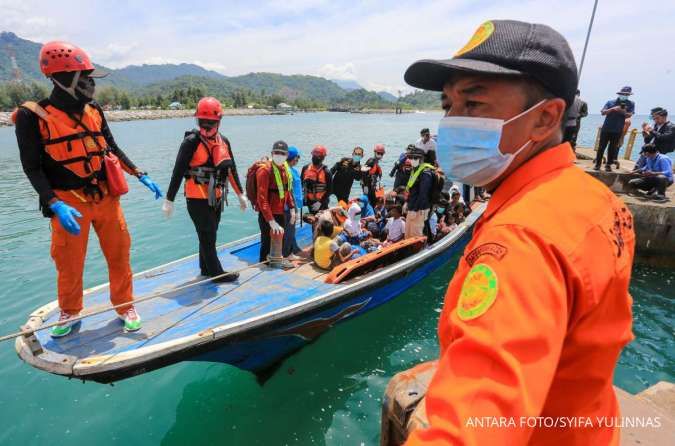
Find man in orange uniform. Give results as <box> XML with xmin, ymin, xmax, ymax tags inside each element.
<box><xmin>14</xmin><ymin>41</ymin><xmax>163</xmax><ymax>337</ymax></box>
<box><xmin>402</xmin><ymin>20</ymin><xmax>634</xmax><ymax>445</ymax></box>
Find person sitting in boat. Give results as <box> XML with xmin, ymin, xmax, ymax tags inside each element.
<box><xmin>14</xmin><ymin>41</ymin><xmax>163</xmax><ymax>337</ymax></box>
<box><xmin>449</xmin><ymin>188</ymin><xmax>471</xmax><ymax>223</ymax></box>
<box><xmin>330</xmin><ymin>146</ymin><xmax>363</xmax><ymax>203</ymax></box>
<box><xmin>368</xmin><ymin>196</ymin><xmax>388</xmax><ymax>240</ymax></box>
<box><xmin>301</xmin><ymin>145</ymin><xmax>332</xmax><ymax>214</ymax></box>
<box><xmin>355</xmin><ymin>194</ymin><xmax>375</xmax><ymax>222</ymax></box>
<box><xmin>335</xmin><ymin>203</ymin><xmax>370</xmax><ymax>255</ymax></box>
<box><xmin>361</xmin><ymin>144</ymin><xmax>385</xmax><ymax>204</ymax></box>
<box><xmin>404</xmin><ymin>146</ymin><xmax>434</xmax><ymax>238</ymax></box>
<box><xmin>312</xmin><ymin>219</ymin><xmax>342</xmax><ymax>270</ymax></box>
<box><xmin>383</xmin><ymin>205</ymin><xmax>405</xmax><ymax>246</ymax></box>
<box><xmin>254</xmin><ymin>141</ymin><xmax>296</xmax><ymax>267</ymax></box>
<box><xmin>164</xmin><ymin>97</ymin><xmax>246</xmax><ymax>283</ymax></box>
<box><xmin>389</xmin><ymin>145</ymin><xmax>414</xmax><ymax>189</ymax></box>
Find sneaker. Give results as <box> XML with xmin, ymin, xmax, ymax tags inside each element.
<box><xmin>646</xmin><ymin>188</ymin><xmax>657</xmax><ymax>196</ymax></box>
<box><xmin>212</xmin><ymin>271</ymin><xmax>239</xmax><ymax>283</ymax></box>
<box><xmin>50</xmin><ymin>311</ymin><xmax>79</xmax><ymax>338</ymax></box>
<box><xmin>614</xmin><ymin>161</ymin><xmax>620</xmax><ymax>169</ymax></box>
<box><xmin>119</xmin><ymin>307</ymin><xmax>142</xmax><ymax>332</ymax></box>
<box><xmin>592</xmin><ymin>165</ymin><xmax>601</xmax><ymax>171</ymax></box>
<box><xmin>650</xmin><ymin>194</ymin><xmax>669</xmax><ymax>203</ymax></box>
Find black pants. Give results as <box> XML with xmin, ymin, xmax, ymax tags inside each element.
<box><xmin>258</xmin><ymin>212</ymin><xmax>286</xmax><ymax>262</ymax></box>
<box><xmin>595</xmin><ymin>131</ymin><xmax>621</xmax><ymax>167</ymax></box>
<box><xmin>187</xmin><ymin>198</ymin><xmax>224</xmax><ymax>277</ymax></box>
<box><xmin>628</xmin><ymin>175</ymin><xmax>673</xmax><ymax>195</ymax></box>
<box><xmin>563</xmin><ymin>124</ymin><xmax>580</xmax><ymax>149</ymax></box>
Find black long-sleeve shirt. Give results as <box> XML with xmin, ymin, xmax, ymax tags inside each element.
<box><xmin>166</xmin><ymin>131</ymin><xmax>243</xmax><ymax>202</ymax></box>
<box><xmin>330</xmin><ymin>157</ymin><xmax>360</xmax><ymax>199</ymax></box>
<box><xmin>643</xmin><ymin>121</ymin><xmax>675</xmax><ymax>154</ymax></box>
<box><xmin>15</xmin><ymin>89</ymin><xmax>137</xmax><ymax>207</ymax></box>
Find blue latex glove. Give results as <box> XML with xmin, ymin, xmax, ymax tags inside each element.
<box><xmin>139</xmin><ymin>175</ymin><xmax>163</xmax><ymax>199</ymax></box>
<box><xmin>50</xmin><ymin>200</ymin><xmax>82</xmax><ymax>235</ymax></box>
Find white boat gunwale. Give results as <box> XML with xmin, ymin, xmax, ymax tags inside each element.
<box><xmin>17</xmin><ymin>204</ymin><xmax>486</xmax><ymax>378</ymax></box>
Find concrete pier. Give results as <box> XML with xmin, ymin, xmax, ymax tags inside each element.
<box><xmin>380</xmin><ymin>361</ymin><xmax>675</xmax><ymax>446</ymax></box>
<box><xmin>575</xmin><ymin>147</ymin><xmax>674</xmax><ymax>267</ymax></box>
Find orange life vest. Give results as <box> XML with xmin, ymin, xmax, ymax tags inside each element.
<box><xmin>302</xmin><ymin>164</ymin><xmax>328</xmax><ymax>201</ymax></box>
<box><xmin>184</xmin><ymin>133</ymin><xmax>232</xmax><ymax>199</ymax></box>
<box><xmin>16</xmin><ymin>101</ymin><xmax>106</xmax><ymax>181</ymax></box>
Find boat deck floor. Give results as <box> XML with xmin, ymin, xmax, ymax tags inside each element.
<box><xmin>34</xmin><ymin>225</ymin><xmax>338</xmax><ymax>360</ymax></box>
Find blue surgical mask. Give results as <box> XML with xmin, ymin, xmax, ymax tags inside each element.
<box><xmin>436</xmin><ymin>100</ymin><xmax>544</xmax><ymax>187</ymax></box>
<box><xmin>353</xmin><ymin>155</ymin><xmax>362</xmax><ymax>162</ymax></box>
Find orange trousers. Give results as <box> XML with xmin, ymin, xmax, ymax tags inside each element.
<box><xmin>50</xmin><ymin>190</ymin><xmax>133</xmax><ymax>315</ymax></box>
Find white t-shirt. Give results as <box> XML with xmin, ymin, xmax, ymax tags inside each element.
<box><xmin>385</xmin><ymin>217</ymin><xmax>405</xmax><ymax>242</ymax></box>
<box><xmin>416</xmin><ymin>137</ymin><xmax>437</xmax><ymax>153</ymax></box>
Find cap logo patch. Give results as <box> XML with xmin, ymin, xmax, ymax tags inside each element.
<box><xmin>454</xmin><ymin>21</ymin><xmax>495</xmax><ymax>57</ymax></box>
<box><xmin>456</xmin><ymin>263</ymin><xmax>498</xmax><ymax>321</ymax></box>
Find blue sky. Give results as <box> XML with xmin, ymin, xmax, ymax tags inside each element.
<box><xmin>1</xmin><ymin>0</ymin><xmax>673</xmax><ymax>114</ymax></box>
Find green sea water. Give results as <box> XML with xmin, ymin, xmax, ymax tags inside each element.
<box><xmin>0</xmin><ymin>112</ymin><xmax>672</xmax><ymax>445</ymax></box>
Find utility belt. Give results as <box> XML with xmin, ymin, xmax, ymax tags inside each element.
<box><xmin>186</xmin><ymin>166</ymin><xmax>229</xmax><ymax>210</ymax></box>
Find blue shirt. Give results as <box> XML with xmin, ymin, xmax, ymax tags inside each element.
<box><xmin>642</xmin><ymin>153</ymin><xmax>673</xmax><ymax>182</ymax></box>
<box><xmin>288</xmin><ymin>166</ymin><xmax>303</xmax><ymax>211</ymax></box>
<box><xmin>601</xmin><ymin>98</ymin><xmax>635</xmax><ymax>133</ymax></box>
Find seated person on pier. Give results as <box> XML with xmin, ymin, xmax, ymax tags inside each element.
<box><xmin>628</xmin><ymin>145</ymin><xmax>673</xmax><ymax>202</ymax></box>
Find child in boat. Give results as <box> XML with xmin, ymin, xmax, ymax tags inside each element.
<box><xmin>312</xmin><ymin>219</ymin><xmax>342</xmax><ymax>270</ymax></box>
<box><xmin>335</xmin><ymin>203</ymin><xmax>371</xmax><ymax>256</ymax></box>
<box><xmin>368</xmin><ymin>196</ymin><xmax>388</xmax><ymax>239</ymax></box>
<box><xmin>383</xmin><ymin>205</ymin><xmax>405</xmax><ymax>246</ymax></box>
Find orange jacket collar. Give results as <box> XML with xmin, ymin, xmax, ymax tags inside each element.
<box><xmin>484</xmin><ymin>142</ymin><xmax>575</xmax><ymax>220</ymax></box>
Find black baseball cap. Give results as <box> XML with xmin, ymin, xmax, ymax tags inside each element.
<box><xmin>272</xmin><ymin>140</ymin><xmax>288</xmax><ymax>153</ymax></box>
<box><xmin>420</xmin><ymin>128</ymin><xmax>430</xmax><ymax>135</ymax></box>
<box><xmin>404</xmin><ymin>20</ymin><xmax>578</xmax><ymax>106</ymax></box>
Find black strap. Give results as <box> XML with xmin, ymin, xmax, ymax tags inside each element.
<box><xmin>42</xmin><ymin>130</ymin><xmax>104</xmax><ymax>145</ymax></box>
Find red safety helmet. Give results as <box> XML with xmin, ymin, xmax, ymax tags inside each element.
<box><xmin>374</xmin><ymin>143</ymin><xmax>386</xmax><ymax>154</ymax></box>
<box><xmin>311</xmin><ymin>145</ymin><xmax>328</xmax><ymax>157</ymax></box>
<box><xmin>195</xmin><ymin>97</ymin><xmax>223</xmax><ymax>120</ymax></box>
<box><xmin>39</xmin><ymin>41</ymin><xmax>106</xmax><ymax>77</ymax></box>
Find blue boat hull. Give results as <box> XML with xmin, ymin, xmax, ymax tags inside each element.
<box><xmin>87</xmin><ymin>229</ymin><xmax>470</xmax><ymax>383</ymax></box>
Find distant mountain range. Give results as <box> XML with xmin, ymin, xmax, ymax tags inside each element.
<box><xmin>0</xmin><ymin>31</ymin><xmax>439</xmax><ymax>109</ymax></box>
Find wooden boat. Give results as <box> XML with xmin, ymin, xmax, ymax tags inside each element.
<box><xmin>16</xmin><ymin>203</ymin><xmax>485</xmax><ymax>383</ymax></box>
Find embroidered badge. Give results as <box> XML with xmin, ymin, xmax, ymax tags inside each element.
<box><xmin>455</xmin><ymin>21</ymin><xmax>495</xmax><ymax>57</ymax></box>
<box><xmin>456</xmin><ymin>263</ymin><xmax>498</xmax><ymax>321</ymax></box>
<box><xmin>465</xmin><ymin>243</ymin><xmax>507</xmax><ymax>266</ymax></box>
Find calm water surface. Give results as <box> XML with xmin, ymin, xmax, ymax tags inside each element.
<box><xmin>0</xmin><ymin>112</ymin><xmax>672</xmax><ymax>445</ymax></box>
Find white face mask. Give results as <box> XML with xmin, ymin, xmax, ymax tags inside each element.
<box><xmin>410</xmin><ymin>158</ymin><xmax>420</xmax><ymax>168</ymax></box>
<box><xmin>618</xmin><ymin>94</ymin><xmax>629</xmax><ymax>101</ymax></box>
<box><xmin>272</xmin><ymin>154</ymin><xmax>287</xmax><ymax>166</ymax></box>
<box><xmin>436</xmin><ymin>100</ymin><xmax>545</xmax><ymax>187</ymax></box>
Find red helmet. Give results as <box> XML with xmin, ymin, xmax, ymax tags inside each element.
<box><xmin>311</xmin><ymin>145</ymin><xmax>328</xmax><ymax>157</ymax></box>
<box><xmin>374</xmin><ymin>143</ymin><xmax>385</xmax><ymax>154</ymax></box>
<box><xmin>39</xmin><ymin>41</ymin><xmax>101</xmax><ymax>77</ymax></box>
<box><xmin>195</xmin><ymin>97</ymin><xmax>223</xmax><ymax>120</ymax></box>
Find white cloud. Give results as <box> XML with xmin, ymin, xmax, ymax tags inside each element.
<box><xmin>0</xmin><ymin>0</ymin><xmax>673</xmax><ymax>113</ymax></box>
<box><xmin>318</xmin><ymin>63</ymin><xmax>357</xmax><ymax>80</ymax></box>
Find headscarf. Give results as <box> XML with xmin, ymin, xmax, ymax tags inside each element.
<box><xmin>344</xmin><ymin>203</ymin><xmax>362</xmax><ymax>236</ymax></box>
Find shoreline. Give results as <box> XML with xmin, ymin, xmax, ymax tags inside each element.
<box><xmin>0</xmin><ymin>107</ymin><xmax>432</xmax><ymax>127</ymax></box>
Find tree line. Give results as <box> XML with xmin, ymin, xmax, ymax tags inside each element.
<box><xmin>0</xmin><ymin>81</ymin><xmax>438</xmax><ymax>111</ymax></box>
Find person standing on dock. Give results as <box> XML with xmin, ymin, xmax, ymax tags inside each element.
<box><xmin>330</xmin><ymin>146</ymin><xmax>364</xmax><ymax>203</ymax></box>
<box><xmin>13</xmin><ymin>41</ymin><xmax>164</xmax><ymax>337</ymax></box>
<box><xmin>641</xmin><ymin>107</ymin><xmax>675</xmax><ymax>155</ymax></box>
<box><xmin>163</xmin><ymin>97</ymin><xmax>247</xmax><ymax>283</ymax></box>
<box><xmin>402</xmin><ymin>19</ymin><xmax>635</xmax><ymax>445</ymax></box>
<box><xmin>254</xmin><ymin>141</ymin><xmax>296</xmax><ymax>266</ymax></box>
<box><xmin>562</xmin><ymin>89</ymin><xmax>588</xmax><ymax>150</ymax></box>
<box><xmin>595</xmin><ymin>86</ymin><xmax>635</xmax><ymax>172</ymax></box>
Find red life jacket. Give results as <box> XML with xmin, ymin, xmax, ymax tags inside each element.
<box><xmin>185</xmin><ymin>133</ymin><xmax>232</xmax><ymax>199</ymax></box>
<box><xmin>302</xmin><ymin>164</ymin><xmax>328</xmax><ymax>201</ymax></box>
